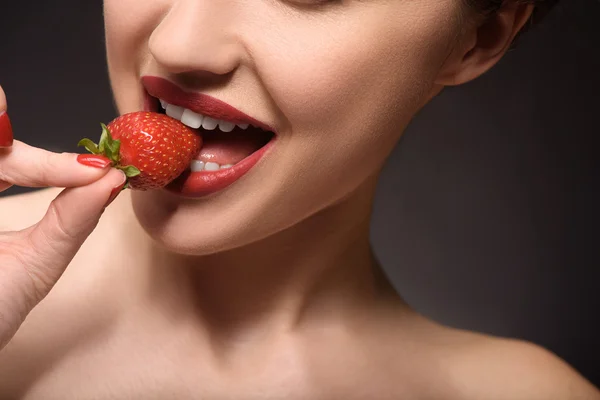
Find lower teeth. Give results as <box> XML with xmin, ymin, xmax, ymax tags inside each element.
<box><xmin>190</xmin><ymin>160</ymin><xmax>234</xmax><ymax>172</ymax></box>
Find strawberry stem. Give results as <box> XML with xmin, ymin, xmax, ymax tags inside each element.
<box><xmin>78</xmin><ymin>123</ymin><xmax>141</xmax><ymax>183</ymax></box>
<box><xmin>117</xmin><ymin>165</ymin><xmax>141</xmax><ymax>178</ymax></box>
<box><xmin>77</xmin><ymin>138</ymin><xmax>100</xmax><ymax>154</ymax></box>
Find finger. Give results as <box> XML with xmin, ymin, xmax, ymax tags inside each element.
<box><xmin>0</xmin><ymin>168</ymin><xmax>126</xmax><ymax>348</ymax></box>
<box><xmin>0</xmin><ymin>140</ymin><xmax>113</xmax><ymax>189</ymax></box>
<box><xmin>19</xmin><ymin>168</ymin><xmax>126</xmax><ymax>304</ymax></box>
<box><xmin>0</xmin><ymin>86</ymin><xmax>13</xmax><ymax>148</ymax></box>
<box><xmin>0</xmin><ymin>169</ymin><xmax>125</xmax><ymax>349</ymax></box>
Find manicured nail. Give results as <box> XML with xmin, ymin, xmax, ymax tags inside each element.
<box><xmin>105</xmin><ymin>176</ymin><xmax>127</xmax><ymax>207</ymax></box>
<box><xmin>0</xmin><ymin>111</ymin><xmax>14</xmax><ymax>148</ymax></box>
<box><xmin>77</xmin><ymin>154</ymin><xmax>112</xmax><ymax>169</ymax></box>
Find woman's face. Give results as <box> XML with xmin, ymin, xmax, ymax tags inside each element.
<box><xmin>103</xmin><ymin>0</ymin><xmax>465</xmax><ymax>254</ymax></box>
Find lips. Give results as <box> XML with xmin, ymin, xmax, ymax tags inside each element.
<box><xmin>165</xmin><ymin>139</ymin><xmax>276</xmax><ymax>197</ymax></box>
<box><xmin>141</xmin><ymin>76</ymin><xmax>277</xmax><ymax>198</ymax></box>
<box><xmin>142</xmin><ymin>76</ymin><xmax>274</xmax><ymax>132</ymax></box>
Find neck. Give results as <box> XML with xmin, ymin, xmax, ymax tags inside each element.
<box><xmin>120</xmin><ymin>176</ymin><xmax>397</xmax><ymax>345</ymax></box>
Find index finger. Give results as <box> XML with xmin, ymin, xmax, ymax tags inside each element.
<box><xmin>0</xmin><ymin>141</ymin><xmax>112</xmax><ymax>189</ymax></box>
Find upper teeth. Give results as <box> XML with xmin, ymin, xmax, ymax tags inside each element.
<box><xmin>160</xmin><ymin>99</ymin><xmax>250</xmax><ymax>132</ymax></box>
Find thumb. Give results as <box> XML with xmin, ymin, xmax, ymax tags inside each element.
<box><xmin>23</xmin><ymin>168</ymin><xmax>126</xmax><ymax>300</ymax></box>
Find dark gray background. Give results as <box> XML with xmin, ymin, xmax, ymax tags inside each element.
<box><xmin>1</xmin><ymin>0</ymin><xmax>598</xmax><ymax>386</ymax></box>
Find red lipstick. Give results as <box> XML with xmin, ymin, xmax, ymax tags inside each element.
<box><xmin>164</xmin><ymin>139</ymin><xmax>276</xmax><ymax>198</ymax></box>
<box><xmin>140</xmin><ymin>76</ymin><xmax>277</xmax><ymax>198</ymax></box>
<box><xmin>141</xmin><ymin>76</ymin><xmax>274</xmax><ymax>132</ymax></box>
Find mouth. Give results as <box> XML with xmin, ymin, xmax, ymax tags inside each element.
<box><xmin>141</xmin><ymin>76</ymin><xmax>277</xmax><ymax>198</ymax></box>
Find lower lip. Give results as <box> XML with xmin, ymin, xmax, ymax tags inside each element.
<box><xmin>164</xmin><ymin>138</ymin><xmax>276</xmax><ymax>198</ymax></box>
<box><xmin>142</xmin><ymin>90</ymin><xmax>277</xmax><ymax>198</ymax></box>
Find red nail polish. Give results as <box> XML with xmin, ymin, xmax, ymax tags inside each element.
<box><xmin>0</xmin><ymin>111</ymin><xmax>14</xmax><ymax>148</ymax></box>
<box><xmin>77</xmin><ymin>154</ymin><xmax>112</xmax><ymax>169</ymax></box>
<box><xmin>105</xmin><ymin>181</ymin><xmax>126</xmax><ymax>207</ymax></box>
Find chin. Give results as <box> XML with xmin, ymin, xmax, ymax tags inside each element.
<box><xmin>128</xmin><ymin>183</ymin><xmax>296</xmax><ymax>256</ymax></box>
<box><xmin>130</xmin><ymin>194</ymin><xmax>244</xmax><ymax>256</ymax></box>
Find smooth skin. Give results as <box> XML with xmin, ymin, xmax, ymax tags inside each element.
<box><xmin>0</xmin><ymin>0</ymin><xmax>599</xmax><ymax>398</ymax></box>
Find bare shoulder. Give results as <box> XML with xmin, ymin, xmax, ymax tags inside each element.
<box><xmin>375</xmin><ymin>308</ymin><xmax>599</xmax><ymax>400</ymax></box>
<box><xmin>0</xmin><ymin>188</ymin><xmax>61</xmax><ymax>231</ymax></box>
<box><xmin>444</xmin><ymin>330</ymin><xmax>600</xmax><ymax>400</ymax></box>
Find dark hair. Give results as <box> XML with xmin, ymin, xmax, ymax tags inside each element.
<box><xmin>467</xmin><ymin>0</ymin><xmax>560</xmax><ymax>27</ymax></box>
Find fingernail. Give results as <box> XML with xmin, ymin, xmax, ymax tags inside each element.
<box><xmin>0</xmin><ymin>111</ymin><xmax>14</xmax><ymax>148</ymax></box>
<box><xmin>77</xmin><ymin>154</ymin><xmax>112</xmax><ymax>169</ymax></box>
<box><xmin>105</xmin><ymin>175</ymin><xmax>127</xmax><ymax>207</ymax></box>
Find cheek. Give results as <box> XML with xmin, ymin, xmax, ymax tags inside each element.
<box><xmin>259</xmin><ymin>7</ymin><xmax>456</xmax><ymax>126</ymax></box>
<box><xmin>249</xmin><ymin>5</ymin><xmax>458</xmax><ymax>188</ymax></box>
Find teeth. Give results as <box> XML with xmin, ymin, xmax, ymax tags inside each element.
<box><xmin>181</xmin><ymin>109</ymin><xmax>204</xmax><ymax>129</ymax></box>
<box><xmin>201</xmin><ymin>117</ymin><xmax>219</xmax><ymax>130</ymax></box>
<box><xmin>218</xmin><ymin>121</ymin><xmax>235</xmax><ymax>132</ymax></box>
<box><xmin>158</xmin><ymin>98</ymin><xmax>258</xmax><ymax>133</ymax></box>
<box><xmin>189</xmin><ymin>160</ymin><xmax>235</xmax><ymax>172</ymax></box>
<box><xmin>204</xmin><ymin>162</ymin><xmax>220</xmax><ymax>171</ymax></box>
<box><xmin>166</xmin><ymin>104</ymin><xmax>185</xmax><ymax>120</ymax></box>
<box><xmin>190</xmin><ymin>160</ymin><xmax>205</xmax><ymax>172</ymax></box>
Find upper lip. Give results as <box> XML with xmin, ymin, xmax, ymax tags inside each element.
<box><xmin>141</xmin><ymin>76</ymin><xmax>275</xmax><ymax>133</ymax></box>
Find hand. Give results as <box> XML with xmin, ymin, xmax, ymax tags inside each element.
<box><xmin>0</xmin><ymin>85</ymin><xmax>126</xmax><ymax>350</ymax></box>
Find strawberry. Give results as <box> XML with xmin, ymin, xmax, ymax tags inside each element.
<box><xmin>78</xmin><ymin>111</ymin><xmax>202</xmax><ymax>190</ymax></box>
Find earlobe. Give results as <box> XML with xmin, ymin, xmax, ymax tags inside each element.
<box><xmin>435</xmin><ymin>3</ymin><xmax>535</xmax><ymax>86</ymax></box>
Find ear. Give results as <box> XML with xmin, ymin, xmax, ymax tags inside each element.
<box><xmin>436</xmin><ymin>2</ymin><xmax>535</xmax><ymax>86</ymax></box>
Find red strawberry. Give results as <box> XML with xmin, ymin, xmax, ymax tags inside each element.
<box><xmin>78</xmin><ymin>111</ymin><xmax>202</xmax><ymax>190</ymax></box>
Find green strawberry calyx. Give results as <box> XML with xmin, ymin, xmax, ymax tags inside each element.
<box><xmin>78</xmin><ymin>123</ymin><xmax>141</xmax><ymax>189</ymax></box>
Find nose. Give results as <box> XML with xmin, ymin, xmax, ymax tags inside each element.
<box><xmin>149</xmin><ymin>0</ymin><xmax>243</xmax><ymax>77</ymax></box>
